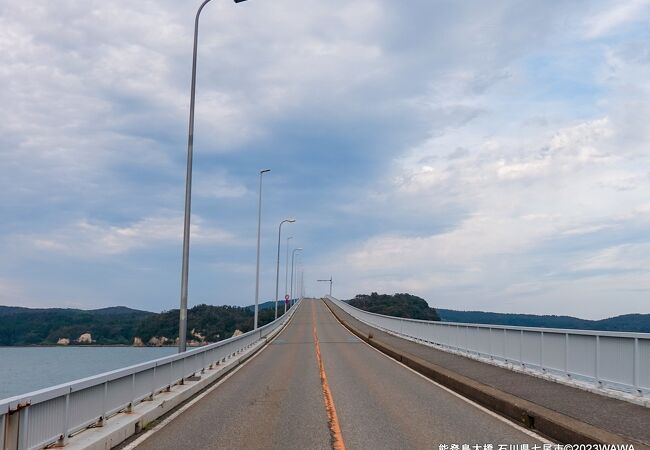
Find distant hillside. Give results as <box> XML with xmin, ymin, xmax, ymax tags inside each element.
<box><xmin>245</xmin><ymin>300</ymin><xmax>278</xmax><ymax>311</ymax></box>
<box><xmin>437</xmin><ymin>309</ymin><xmax>650</xmax><ymax>333</ymax></box>
<box><xmin>348</xmin><ymin>293</ymin><xmax>440</xmax><ymax>321</ymax></box>
<box><xmin>0</xmin><ymin>306</ymin><xmax>153</xmax><ymax>345</ymax></box>
<box><xmin>0</xmin><ymin>303</ymin><xmax>286</xmax><ymax>346</ymax></box>
<box><xmin>341</xmin><ymin>293</ymin><xmax>650</xmax><ymax>333</ymax></box>
<box><xmin>135</xmin><ymin>304</ymin><xmax>281</xmax><ymax>344</ymax></box>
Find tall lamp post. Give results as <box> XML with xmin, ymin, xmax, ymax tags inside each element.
<box><xmin>295</xmin><ymin>264</ymin><xmax>302</xmax><ymax>301</ymax></box>
<box><xmin>254</xmin><ymin>169</ymin><xmax>271</xmax><ymax>330</ymax></box>
<box><xmin>179</xmin><ymin>0</ymin><xmax>249</xmax><ymax>353</ymax></box>
<box><xmin>290</xmin><ymin>248</ymin><xmax>302</xmax><ymax>305</ymax></box>
<box><xmin>317</xmin><ymin>277</ymin><xmax>332</xmax><ymax>296</ymax></box>
<box><xmin>275</xmin><ymin>219</ymin><xmax>295</xmax><ymax>319</ymax></box>
<box><xmin>284</xmin><ymin>236</ymin><xmax>292</xmax><ymax>313</ymax></box>
<box><xmin>300</xmin><ymin>270</ymin><xmax>305</xmax><ymax>299</ymax></box>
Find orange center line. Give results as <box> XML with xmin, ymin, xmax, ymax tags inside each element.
<box><xmin>312</xmin><ymin>303</ymin><xmax>346</xmax><ymax>450</ymax></box>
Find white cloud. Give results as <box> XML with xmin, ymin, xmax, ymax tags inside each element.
<box><xmin>583</xmin><ymin>0</ymin><xmax>650</xmax><ymax>39</ymax></box>
<box><xmin>573</xmin><ymin>243</ymin><xmax>650</xmax><ymax>272</ymax></box>
<box><xmin>21</xmin><ymin>214</ymin><xmax>239</xmax><ymax>257</ymax></box>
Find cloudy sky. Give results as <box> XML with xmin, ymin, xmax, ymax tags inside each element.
<box><xmin>1</xmin><ymin>0</ymin><xmax>650</xmax><ymax>318</ymax></box>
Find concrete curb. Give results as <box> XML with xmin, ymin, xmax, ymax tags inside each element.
<box><xmin>323</xmin><ymin>299</ymin><xmax>649</xmax><ymax>448</ymax></box>
<box><xmin>63</xmin><ymin>306</ymin><xmax>299</xmax><ymax>450</ymax></box>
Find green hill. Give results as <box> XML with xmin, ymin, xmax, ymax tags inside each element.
<box><xmin>347</xmin><ymin>293</ymin><xmax>440</xmax><ymax>321</ymax></box>
<box><xmin>245</xmin><ymin>300</ymin><xmax>279</xmax><ymax>311</ymax></box>
<box><xmin>135</xmin><ymin>304</ymin><xmax>281</xmax><ymax>343</ymax></box>
<box><xmin>437</xmin><ymin>309</ymin><xmax>650</xmax><ymax>333</ymax></box>
<box><xmin>0</xmin><ymin>303</ymin><xmax>287</xmax><ymax>346</ymax></box>
<box><xmin>0</xmin><ymin>306</ymin><xmax>153</xmax><ymax>345</ymax></box>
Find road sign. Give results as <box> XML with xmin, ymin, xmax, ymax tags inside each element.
<box><xmin>285</xmin><ymin>294</ymin><xmax>290</xmax><ymax>301</ymax></box>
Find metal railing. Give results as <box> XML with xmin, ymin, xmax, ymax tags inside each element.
<box><xmin>327</xmin><ymin>296</ymin><xmax>650</xmax><ymax>399</ymax></box>
<box><xmin>0</xmin><ymin>301</ymin><xmax>299</xmax><ymax>450</ymax></box>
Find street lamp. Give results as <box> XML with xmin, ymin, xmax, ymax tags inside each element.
<box><xmin>293</xmin><ymin>257</ymin><xmax>301</xmax><ymax>304</ymax></box>
<box><xmin>290</xmin><ymin>248</ymin><xmax>303</xmax><ymax>305</ymax></box>
<box><xmin>254</xmin><ymin>169</ymin><xmax>271</xmax><ymax>330</ymax></box>
<box><xmin>300</xmin><ymin>270</ymin><xmax>305</xmax><ymax>299</ymax></box>
<box><xmin>284</xmin><ymin>236</ymin><xmax>292</xmax><ymax>313</ymax></box>
<box><xmin>275</xmin><ymin>218</ymin><xmax>295</xmax><ymax>319</ymax></box>
<box><xmin>294</xmin><ymin>260</ymin><xmax>302</xmax><ymax>302</ymax></box>
<box><xmin>317</xmin><ymin>277</ymin><xmax>333</xmax><ymax>296</ymax></box>
<box><xmin>179</xmin><ymin>0</ymin><xmax>249</xmax><ymax>353</ymax></box>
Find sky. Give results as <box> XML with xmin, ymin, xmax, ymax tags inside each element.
<box><xmin>1</xmin><ymin>0</ymin><xmax>650</xmax><ymax>319</ymax></box>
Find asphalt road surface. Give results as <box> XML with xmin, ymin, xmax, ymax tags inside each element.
<box><xmin>135</xmin><ymin>299</ymin><xmax>544</xmax><ymax>450</ymax></box>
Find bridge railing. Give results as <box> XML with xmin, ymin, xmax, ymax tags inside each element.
<box><xmin>326</xmin><ymin>296</ymin><xmax>650</xmax><ymax>399</ymax></box>
<box><xmin>0</xmin><ymin>300</ymin><xmax>300</xmax><ymax>450</ymax></box>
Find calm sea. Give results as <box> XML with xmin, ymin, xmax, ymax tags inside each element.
<box><xmin>0</xmin><ymin>346</ymin><xmax>177</xmax><ymax>400</ymax></box>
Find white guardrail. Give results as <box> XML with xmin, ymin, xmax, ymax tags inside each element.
<box><xmin>0</xmin><ymin>300</ymin><xmax>299</xmax><ymax>450</ymax></box>
<box><xmin>327</xmin><ymin>296</ymin><xmax>650</xmax><ymax>399</ymax></box>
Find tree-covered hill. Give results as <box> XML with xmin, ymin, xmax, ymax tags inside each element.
<box><xmin>347</xmin><ymin>293</ymin><xmax>440</xmax><ymax>321</ymax></box>
<box><xmin>0</xmin><ymin>306</ymin><xmax>154</xmax><ymax>345</ymax></box>
<box><xmin>134</xmin><ymin>304</ymin><xmax>281</xmax><ymax>343</ymax></box>
<box><xmin>437</xmin><ymin>309</ymin><xmax>650</xmax><ymax>333</ymax></box>
<box><xmin>345</xmin><ymin>294</ymin><xmax>650</xmax><ymax>333</ymax></box>
<box><xmin>0</xmin><ymin>303</ymin><xmax>287</xmax><ymax>346</ymax></box>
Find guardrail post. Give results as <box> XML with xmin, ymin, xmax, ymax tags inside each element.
<box><xmin>489</xmin><ymin>328</ymin><xmax>493</xmax><ymax>360</ymax></box>
<box><xmin>150</xmin><ymin>366</ymin><xmax>157</xmax><ymax>400</ymax></box>
<box><xmin>634</xmin><ymin>337</ymin><xmax>640</xmax><ymax>395</ymax></box>
<box><xmin>1</xmin><ymin>413</ymin><xmax>6</xmax><ymax>450</ymax></box>
<box><xmin>565</xmin><ymin>333</ymin><xmax>570</xmax><ymax>377</ymax></box>
<box><xmin>179</xmin><ymin>359</ymin><xmax>185</xmax><ymax>385</ymax></box>
<box><xmin>539</xmin><ymin>331</ymin><xmax>546</xmax><ymax>373</ymax></box>
<box><xmin>127</xmin><ymin>373</ymin><xmax>135</xmax><ymax>413</ymax></box>
<box><xmin>595</xmin><ymin>335</ymin><xmax>601</xmax><ymax>387</ymax></box>
<box><xmin>98</xmin><ymin>381</ymin><xmax>108</xmax><ymax>426</ymax></box>
<box><xmin>4</xmin><ymin>410</ymin><xmax>18</xmax><ymax>450</ymax></box>
<box><xmin>57</xmin><ymin>392</ymin><xmax>70</xmax><ymax>446</ymax></box>
<box><xmin>16</xmin><ymin>407</ymin><xmax>28</xmax><ymax>450</ymax></box>
<box><xmin>519</xmin><ymin>330</ymin><xmax>524</xmax><ymax>367</ymax></box>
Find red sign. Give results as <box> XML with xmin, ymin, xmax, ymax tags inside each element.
<box><xmin>285</xmin><ymin>294</ymin><xmax>290</xmax><ymax>301</ymax></box>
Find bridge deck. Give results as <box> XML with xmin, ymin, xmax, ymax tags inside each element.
<box><xmin>133</xmin><ymin>299</ymin><xmax>542</xmax><ymax>450</ymax></box>
<box><xmin>326</xmin><ymin>298</ymin><xmax>650</xmax><ymax>447</ymax></box>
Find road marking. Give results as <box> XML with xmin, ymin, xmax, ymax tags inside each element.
<box><xmin>121</xmin><ymin>305</ymin><xmax>301</xmax><ymax>450</ymax></box>
<box><xmin>322</xmin><ymin>300</ymin><xmax>553</xmax><ymax>444</ymax></box>
<box><xmin>311</xmin><ymin>302</ymin><xmax>347</xmax><ymax>450</ymax></box>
